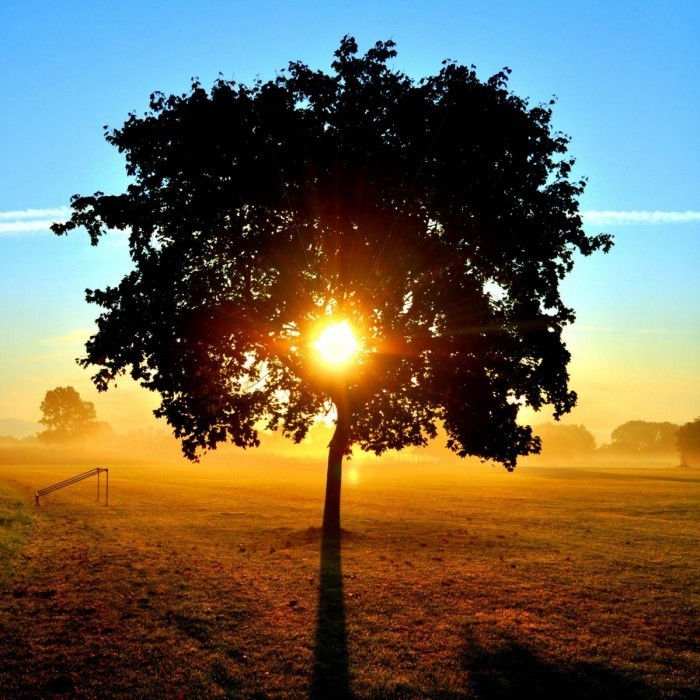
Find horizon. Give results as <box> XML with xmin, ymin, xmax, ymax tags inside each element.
<box><xmin>0</xmin><ymin>413</ymin><xmax>689</xmax><ymax>457</ymax></box>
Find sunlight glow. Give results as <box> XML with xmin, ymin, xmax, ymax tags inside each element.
<box><xmin>313</xmin><ymin>321</ymin><xmax>359</xmax><ymax>368</ymax></box>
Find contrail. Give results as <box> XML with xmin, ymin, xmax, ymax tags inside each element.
<box><xmin>582</xmin><ymin>210</ymin><xmax>700</xmax><ymax>225</ymax></box>
<box><xmin>0</xmin><ymin>206</ymin><xmax>70</xmax><ymax>236</ymax></box>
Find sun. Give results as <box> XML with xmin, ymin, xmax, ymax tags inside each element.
<box><xmin>313</xmin><ymin>321</ymin><xmax>360</xmax><ymax>368</ymax></box>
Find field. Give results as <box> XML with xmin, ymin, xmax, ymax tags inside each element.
<box><xmin>0</xmin><ymin>454</ymin><xmax>698</xmax><ymax>698</ymax></box>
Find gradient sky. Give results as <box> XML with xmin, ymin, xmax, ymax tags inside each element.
<box><xmin>1</xmin><ymin>0</ymin><xmax>698</xmax><ymax>444</ymax></box>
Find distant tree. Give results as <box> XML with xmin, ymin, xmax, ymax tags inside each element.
<box><xmin>677</xmin><ymin>418</ymin><xmax>700</xmax><ymax>468</ymax></box>
<box><xmin>53</xmin><ymin>37</ymin><xmax>611</xmax><ymax>533</ymax></box>
<box><xmin>38</xmin><ymin>386</ymin><xmax>103</xmax><ymax>442</ymax></box>
<box><xmin>608</xmin><ymin>420</ymin><xmax>679</xmax><ymax>454</ymax></box>
<box><xmin>533</xmin><ymin>423</ymin><xmax>596</xmax><ymax>459</ymax></box>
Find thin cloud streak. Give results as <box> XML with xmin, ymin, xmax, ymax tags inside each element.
<box><xmin>0</xmin><ymin>206</ymin><xmax>71</xmax><ymax>220</ymax></box>
<box><xmin>0</xmin><ymin>207</ymin><xmax>134</xmax><ymax>239</ymax></box>
<box><xmin>582</xmin><ymin>210</ymin><xmax>700</xmax><ymax>225</ymax></box>
<box><xmin>3</xmin><ymin>206</ymin><xmax>699</xmax><ymax>236</ymax></box>
<box><xmin>0</xmin><ymin>206</ymin><xmax>70</xmax><ymax>236</ymax></box>
<box><xmin>0</xmin><ymin>219</ymin><xmax>66</xmax><ymax>234</ymax></box>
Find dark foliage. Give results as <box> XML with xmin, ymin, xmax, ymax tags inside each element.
<box><xmin>53</xmin><ymin>37</ymin><xmax>611</xmax><ymax>468</ymax></box>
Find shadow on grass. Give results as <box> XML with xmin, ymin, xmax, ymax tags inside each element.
<box><xmin>461</xmin><ymin>629</ymin><xmax>659</xmax><ymax>699</ymax></box>
<box><xmin>311</xmin><ymin>530</ymin><xmax>351</xmax><ymax>699</ymax></box>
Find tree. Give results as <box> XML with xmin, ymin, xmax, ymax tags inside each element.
<box><xmin>608</xmin><ymin>420</ymin><xmax>679</xmax><ymax>454</ymax></box>
<box><xmin>533</xmin><ymin>423</ymin><xmax>596</xmax><ymax>460</ymax></box>
<box><xmin>38</xmin><ymin>386</ymin><xmax>99</xmax><ymax>442</ymax></box>
<box><xmin>53</xmin><ymin>38</ymin><xmax>611</xmax><ymax>533</ymax></box>
<box><xmin>677</xmin><ymin>418</ymin><xmax>700</xmax><ymax>467</ymax></box>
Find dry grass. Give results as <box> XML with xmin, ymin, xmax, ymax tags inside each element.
<box><xmin>0</xmin><ymin>480</ymin><xmax>34</xmax><ymax>583</ymax></box>
<box><xmin>0</xmin><ymin>456</ymin><xmax>698</xmax><ymax>698</ymax></box>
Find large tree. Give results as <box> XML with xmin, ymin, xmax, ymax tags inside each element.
<box><xmin>38</xmin><ymin>386</ymin><xmax>99</xmax><ymax>442</ymax></box>
<box><xmin>53</xmin><ymin>38</ymin><xmax>611</xmax><ymax>533</ymax></box>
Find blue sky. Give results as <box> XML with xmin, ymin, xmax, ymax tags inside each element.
<box><xmin>1</xmin><ymin>0</ymin><xmax>698</xmax><ymax>441</ymax></box>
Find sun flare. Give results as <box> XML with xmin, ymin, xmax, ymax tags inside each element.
<box><xmin>313</xmin><ymin>321</ymin><xmax>359</xmax><ymax>368</ymax></box>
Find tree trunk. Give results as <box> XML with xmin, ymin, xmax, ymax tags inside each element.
<box><xmin>322</xmin><ymin>387</ymin><xmax>350</xmax><ymax>535</ymax></box>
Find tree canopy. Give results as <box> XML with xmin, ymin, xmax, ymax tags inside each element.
<box><xmin>677</xmin><ymin>418</ymin><xmax>700</xmax><ymax>467</ymax></box>
<box><xmin>608</xmin><ymin>420</ymin><xmax>679</xmax><ymax>454</ymax></box>
<box><xmin>533</xmin><ymin>423</ymin><xmax>596</xmax><ymax>459</ymax></box>
<box><xmin>53</xmin><ymin>38</ymin><xmax>611</xmax><ymax>528</ymax></box>
<box><xmin>38</xmin><ymin>386</ymin><xmax>100</xmax><ymax>442</ymax></box>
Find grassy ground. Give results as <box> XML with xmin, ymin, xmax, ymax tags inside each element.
<box><xmin>0</xmin><ymin>457</ymin><xmax>698</xmax><ymax>698</ymax></box>
<box><xmin>0</xmin><ymin>479</ymin><xmax>34</xmax><ymax>584</ymax></box>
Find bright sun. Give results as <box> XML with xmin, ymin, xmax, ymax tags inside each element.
<box><xmin>313</xmin><ymin>321</ymin><xmax>360</xmax><ymax>367</ymax></box>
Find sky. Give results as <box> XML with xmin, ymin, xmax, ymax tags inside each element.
<box><xmin>1</xmin><ymin>0</ymin><xmax>698</xmax><ymax>445</ymax></box>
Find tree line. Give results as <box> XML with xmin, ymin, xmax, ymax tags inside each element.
<box><xmin>19</xmin><ymin>385</ymin><xmax>700</xmax><ymax>469</ymax></box>
<box><xmin>533</xmin><ymin>419</ymin><xmax>700</xmax><ymax>466</ymax></box>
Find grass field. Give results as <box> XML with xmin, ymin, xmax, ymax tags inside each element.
<box><xmin>0</xmin><ymin>455</ymin><xmax>698</xmax><ymax>698</ymax></box>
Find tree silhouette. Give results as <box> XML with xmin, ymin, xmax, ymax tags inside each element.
<box><xmin>533</xmin><ymin>423</ymin><xmax>596</xmax><ymax>460</ymax></box>
<box><xmin>53</xmin><ymin>38</ymin><xmax>611</xmax><ymax>532</ymax></box>
<box><xmin>677</xmin><ymin>418</ymin><xmax>700</xmax><ymax>467</ymax></box>
<box><xmin>38</xmin><ymin>386</ymin><xmax>99</xmax><ymax>442</ymax></box>
<box><xmin>609</xmin><ymin>420</ymin><xmax>679</xmax><ymax>454</ymax></box>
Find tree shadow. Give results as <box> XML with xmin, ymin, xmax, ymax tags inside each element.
<box><xmin>311</xmin><ymin>530</ymin><xmax>352</xmax><ymax>699</ymax></box>
<box><xmin>460</xmin><ymin>628</ymin><xmax>661</xmax><ymax>699</ymax></box>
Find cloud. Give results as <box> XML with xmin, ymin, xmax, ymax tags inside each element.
<box><xmin>0</xmin><ymin>206</ymin><xmax>133</xmax><ymax>240</ymax></box>
<box><xmin>582</xmin><ymin>210</ymin><xmax>700</xmax><ymax>226</ymax></box>
<box><xmin>0</xmin><ymin>207</ymin><xmax>72</xmax><ymax>221</ymax></box>
<box><xmin>3</xmin><ymin>206</ymin><xmax>699</xmax><ymax>236</ymax></box>
<box><xmin>0</xmin><ymin>206</ymin><xmax>71</xmax><ymax>236</ymax></box>
<box><xmin>0</xmin><ymin>219</ymin><xmax>64</xmax><ymax>234</ymax></box>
